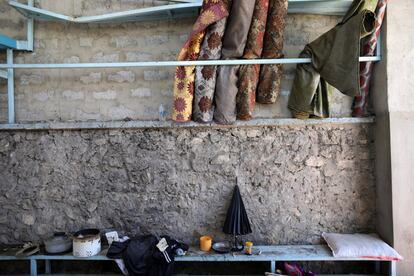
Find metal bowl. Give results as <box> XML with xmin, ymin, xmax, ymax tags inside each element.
<box><xmin>44</xmin><ymin>232</ymin><xmax>72</xmax><ymax>254</ymax></box>
<box><xmin>212</xmin><ymin>241</ymin><xmax>231</xmax><ymax>254</ymax></box>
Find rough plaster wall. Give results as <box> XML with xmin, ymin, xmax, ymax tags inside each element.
<box><xmin>0</xmin><ymin>124</ymin><xmax>375</xmax><ymax>244</ymax></box>
<box><xmin>0</xmin><ymin>0</ymin><xmax>354</xmax><ymax>123</ymax></box>
<box><xmin>386</xmin><ymin>0</ymin><xmax>414</xmax><ymax>274</ymax></box>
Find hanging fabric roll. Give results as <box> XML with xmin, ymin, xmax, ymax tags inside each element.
<box><xmin>236</xmin><ymin>0</ymin><xmax>270</xmax><ymax>120</ymax></box>
<box><xmin>256</xmin><ymin>0</ymin><xmax>289</xmax><ymax>104</ymax></box>
<box><xmin>193</xmin><ymin>0</ymin><xmax>232</xmax><ymax>123</ymax></box>
<box><xmin>288</xmin><ymin>0</ymin><xmax>379</xmax><ymax>119</ymax></box>
<box><xmin>213</xmin><ymin>0</ymin><xmax>256</xmax><ymax>125</ymax></box>
<box><xmin>172</xmin><ymin>0</ymin><xmax>229</xmax><ymax>122</ymax></box>
<box><xmin>352</xmin><ymin>0</ymin><xmax>388</xmax><ymax>117</ymax></box>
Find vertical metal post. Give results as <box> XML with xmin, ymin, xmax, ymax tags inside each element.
<box><xmin>375</xmin><ymin>261</ymin><xmax>381</xmax><ymax>274</ymax></box>
<box><xmin>390</xmin><ymin>261</ymin><xmax>396</xmax><ymax>276</ymax></box>
<box><xmin>45</xmin><ymin>259</ymin><xmax>51</xmax><ymax>274</ymax></box>
<box><xmin>376</xmin><ymin>32</ymin><xmax>382</xmax><ymax>58</ymax></box>
<box><xmin>30</xmin><ymin>259</ymin><xmax>37</xmax><ymax>276</ymax></box>
<box><xmin>270</xmin><ymin>260</ymin><xmax>276</xmax><ymax>273</ymax></box>
<box><xmin>7</xmin><ymin>49</ymin><xmax>15</xmax><ymax>124</ymax></box>
<box><xmin>27</xmin><ymin>0</ymin><xmax>34</xmax><ymax>51</ymax></box>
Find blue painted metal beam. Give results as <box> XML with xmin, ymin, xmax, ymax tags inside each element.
<box><xmin>0</xmin><ymin>34</ymin><xmax>17</xmax><ymax>50</ymax></box>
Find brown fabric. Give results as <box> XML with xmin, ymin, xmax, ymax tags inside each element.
<box><xmin>256</xmin><ymin>0</ymin><xmax>289</xmax><ymax>104</ymax></box>
<box><xmin>172</xmin><ymin>0</ymin><xmax>230</xmax><ymax>122</ymax></box>
<box><xmin>193</xmin><ymin>11</ymin><xmax>229</xmax><ymax>123</ymax></box>
<box><xmin>213</xmin><ymin>0</ymin><xmax>256</xmax><ymax>125</ymax></box>
<box><xmin>237</xmin><ymin>65</ymin><xmax>261</xmax><ymax>120</ymax></box>
<box><xmin>237</xmin><ymin>0</ymin><xmax>270</xmax><ymax>120</ymax></box>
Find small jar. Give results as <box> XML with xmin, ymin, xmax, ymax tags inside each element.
<box><xmin>245</xmin><ymin>241</ymin><xmax>253</xmax><ymax>255</ymax></box>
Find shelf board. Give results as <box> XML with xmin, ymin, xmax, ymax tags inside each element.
<box><xmin>0</xmin><ymin>117</ymin><xmax>375</xmax><ymax>131</ymax></box>
<box><xmin>9</xmin><ymin>0</ymin><xmax>353</xmax><ymax>24</ymax></box>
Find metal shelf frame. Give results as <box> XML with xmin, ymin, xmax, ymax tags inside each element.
<box><xmin>9</xmin><ymin>0</ymin><xmax>201</xmax><ymax>23</ymax></box>
<box><xmin>0</xmin><ymin>0</ymin><xmax>382</xmax><ymax>127</ymax></box>
<box><xmin>8</xmin><ymin>0</ymin><xmax>354</xmax><ymax>24</ymax></box>
<box><xmin>0</xmin><ymin>1</ymin><xmax>33</xmax><ymax>51</ymax></box>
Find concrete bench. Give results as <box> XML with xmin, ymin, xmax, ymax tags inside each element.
<box><xmin>0</xmin><ymin>244</ymin><xmax>396</xmax><ymax>276</ymax></box>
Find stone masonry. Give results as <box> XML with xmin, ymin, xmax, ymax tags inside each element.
<box><xmin>0</xmin><ymin>123</ymin><xmax>375</xmax><ymax>245</ymax></box>
<box><xmin>0</xmin><ymin>0</ymin><xmax>377</xmax><ymax>254</ymax></box>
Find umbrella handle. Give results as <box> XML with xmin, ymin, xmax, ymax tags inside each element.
<box><xmin>232</xmin><ymin>235</ymin><xmax>244</xmax><ymax>252</ymax></box>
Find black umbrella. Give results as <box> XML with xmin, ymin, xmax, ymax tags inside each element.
<box><xmin>223</xmin><ymin>184</ymin><xmax>252</xmax><ymax>251</ymax></box>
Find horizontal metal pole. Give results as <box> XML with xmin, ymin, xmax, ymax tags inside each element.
<box><xmin>0</xmin><ymin>56</ymin><xmax>381</xmax><ymax>69</ymax></box>
<box><xmin>0</xmin><ymin>117</ymin><xmax>375</xmax><ymax>131</ymax></box>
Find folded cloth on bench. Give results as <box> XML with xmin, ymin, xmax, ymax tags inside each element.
<box><xmin>322</xmin><ymin>233</ymin><xmax>403</xmax><ymax>261</ymax></box>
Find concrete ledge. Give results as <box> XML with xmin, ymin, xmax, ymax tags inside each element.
<box><xmin>0</xmin><ymin>117</ymin><xmax>375</xmax><ymax>131</ymax></box>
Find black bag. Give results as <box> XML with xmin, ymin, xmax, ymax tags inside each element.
<box><xmin>107</xmin><ymin>234</ymin><xmax>187</xmax><ymax>276</ymax></box>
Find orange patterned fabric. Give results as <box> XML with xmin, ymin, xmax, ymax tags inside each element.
<box><xmin>172</xmin><ymin>0</ymin><xmax>230</xmax><ymax>122</ymax></box>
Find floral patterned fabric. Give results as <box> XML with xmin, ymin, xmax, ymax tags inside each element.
<box><xmin>172</xmin><ymin>0</ymin><xmax>229</xmax><ymax>122</ymax></box>
<box><xmin>236</xmin><ymin>0</ymin><xmax>270</xmax><ymax>120</ymax></box>
<box><xmin>193</xmin><ymin>1</ymin><xmax>231</xmax><ymax>123</ymax></box>
<box><xmin>256</xmin><ymin>0</ymin><xmax>289</xmax><ymax>104</ymax></box>
<box><xmin>213</xmin><ymin>0</ymin><xmax>256</xmax><ymax>124</ymax></box>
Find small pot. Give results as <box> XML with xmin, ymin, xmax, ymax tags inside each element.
<box><xmin>72</xmin><ymin>229</ymin><xmax>101</xmax><ymax>257</ymax></box>
<box><xmin>44</xmin><ymin>232</ymin><xmax>72</xmax><ymax>254</ymax></box>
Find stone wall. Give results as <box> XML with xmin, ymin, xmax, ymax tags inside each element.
<box><xmin>0</xmin><ymin>0</ymin><xmax>354</xmax><ymax>123</ymax></box>
<box><xmin>0</xmin><ymin>0</ymin><xmax>378</xmax><ymax>260</ymax></box>
<box><xmin>0</xmin><ymin>123</ymin><xmax>375</xmax><ymax>244</ymax></box>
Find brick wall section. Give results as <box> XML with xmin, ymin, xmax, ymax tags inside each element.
<box><xmin>0</xmin><ymin>1</ymin><xmax>353</xmax><ymax>122</ymax></box>
<box><xmin>0</xmin><ymin>124</ymin><xmax>375</xmax><ymax>244</ymax></box>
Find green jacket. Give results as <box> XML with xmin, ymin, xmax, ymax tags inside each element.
<box><xmin>288</xmin><ymin>0</ymin><xmax>378</xmax><ymax>118</ymax></box>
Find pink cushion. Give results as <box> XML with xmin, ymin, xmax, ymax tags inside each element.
<box><xmin>322</xmin><ymin>233</ymin><xmax>402</xmax><ymax>261</ymax></box>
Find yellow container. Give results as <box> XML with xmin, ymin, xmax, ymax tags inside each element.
<box><xmin>245</xmin><ymin>241</ymin><xmax>253</xmax><ymax>255</ymax></box>
<box><xmin>200</xmin><ymin>236</ymin><xmax>213</xmax><ymax>252</ymax></box>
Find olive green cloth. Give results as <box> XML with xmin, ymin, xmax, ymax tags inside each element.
<box><xmin>288</xmin><ymin>0</ymin><xmax>378</xmax><ymax>118</ymax></box>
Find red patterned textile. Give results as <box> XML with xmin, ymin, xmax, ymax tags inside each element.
<box><xmin>256</xmin><ymin>0</ymin><xmax>289</xmax><ymax>104</ymax></box>
<box><xmin>236</xmin><ymin>0</ymin><xmax>270</xmax><ymax>120</ymax></box>
<box><xmin>352</xmin><ymin>0</ymin><xmax>388</xmax><ymax>117</ymax></box>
